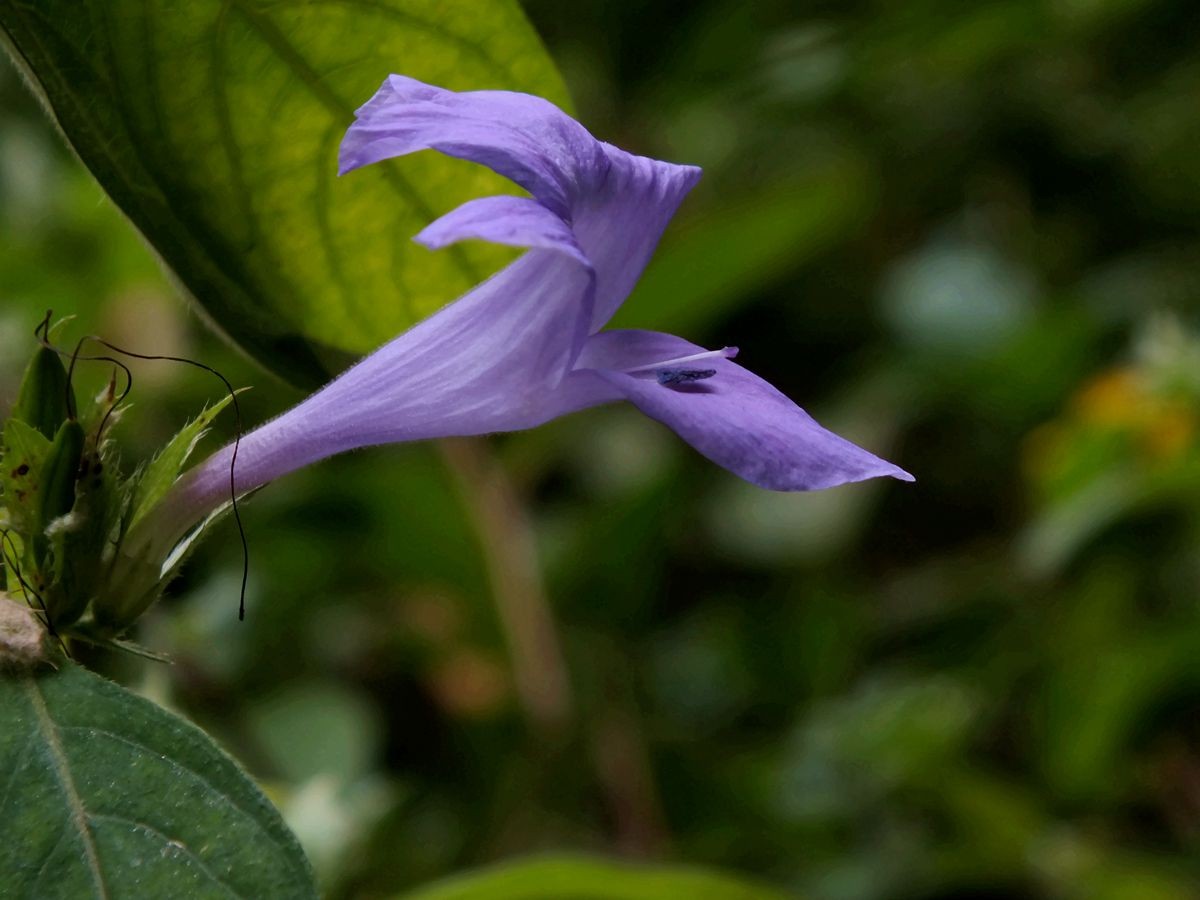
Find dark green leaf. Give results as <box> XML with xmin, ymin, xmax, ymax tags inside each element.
<box><xmin>0</xmin><ymin>661</ymin><xmax>316</xmax><ymax>899</ymax></box>
<box><xmin>0</xmin><ymin>0</ymin><xmax>569</xmax><ymax>387</ymax></box>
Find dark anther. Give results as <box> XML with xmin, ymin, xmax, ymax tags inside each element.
<box><xmin>656</xmin><ymin>368</ymin><xmax>717</xmax><ymax>386</ymax></box>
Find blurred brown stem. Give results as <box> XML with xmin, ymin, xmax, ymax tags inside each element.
<box><xmin>439</xmin><ymin>437</ymin><xmax>572</xmax><ymax>733</ymax></box>
<box><xmin>592</xmin><ymin>702</ymin><xmax>671</xmax><ymax>856</ymax></box>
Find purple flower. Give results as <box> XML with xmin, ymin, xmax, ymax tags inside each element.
<box><xmin>146</xmin><ymin>76</ymin><xmax>911</xmax><ymax>552</ymax></box>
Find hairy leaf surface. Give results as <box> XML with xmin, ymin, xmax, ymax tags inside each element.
<box><xmin>0</xmin><ymin>662</ymin><xmax>316</xmax><ymax>899</ymax></box>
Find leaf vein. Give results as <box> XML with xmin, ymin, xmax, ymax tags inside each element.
<box><xmin>87</xmin><ymin>813</ymin><xmax>246</xmax><ymax>899</ymax></box>
<box><xmin>23</xmin><ymin>678</ymin><xmax>109</xmax><ymax>899</ymax></box>
<box><xmin>285</xmin><ymin>0</ymin><xmax>506</xmax><ymax>74</ymax></box>
<box><xmin>0</xmin><ymin>733</ymin><xmax>37</xmax><ymax>813</ymax></box>
<box><xmin>30</xmin><ymin>825</ymin><xmax>70</xmax><ymax>893</ymax></box>
<box><xmin>57</xmin><ymin>725</ymin><xmax>294</xmax><ymax>862</ymax></box>
<box><xmin>227</xmin><ymin>0</ymin><xmax>484</xmax><ymax>286</ymax></box>
<box><xmin>211</xmin><ymin>0</ymin><xmax>263</xmax><ymax>247</ymax></box>
<box><xmin>314</xmin><ymin>121</ymin><xmax>361</xmax><ymax>320</ymax></box>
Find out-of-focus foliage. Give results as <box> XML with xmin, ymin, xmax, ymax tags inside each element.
<box><xmin>3</xmin><ymin>0</ymin><xmax>1200</xmax><ymax>898</ymax></box>
<box><xmin>397</xmin><ymin>856</ymin><xmax>791</xmax><ymax>900</ymax></box>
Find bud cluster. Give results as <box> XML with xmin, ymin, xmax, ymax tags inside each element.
<box><xmin>1</xmin><ymin>323</ymin><xmax>235</xmax><ymax>656</ymax></box>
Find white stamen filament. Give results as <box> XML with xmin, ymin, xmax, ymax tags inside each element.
<box><xmin>622</xmin><ymin>346</ymin><xmax>738</xmax><ymax>374</ymax></box>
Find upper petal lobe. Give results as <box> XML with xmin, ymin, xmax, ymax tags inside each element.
<box><xmin>339</xmin><ymin>75</ymin><xmax>607</xmax><ymax>217</ymax></box>
<box><xmin>340</xmin><ymin>76</ymin><xmax>700</xmax><ymax>332</ymax></box>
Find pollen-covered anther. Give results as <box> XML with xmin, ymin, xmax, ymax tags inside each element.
<box><xmin>622</xmin><ymin>346</ymin><xmax>739</xmax><ymax>384</ymax></box>
<box><xmin>656</xmin><ymin>368</ymin><xmax>716</xmax><ymax>386</ymax></box>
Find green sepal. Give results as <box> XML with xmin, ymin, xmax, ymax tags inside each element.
<box><xmin>13</xmin><ymin>345</ymin><xmax>73</xmax><ymax>439</ymax></box>
<box><xmin>96</xmin><ymin>495</ymin><xmax>240</xmax><ymax>634</ymax></box>
<box><xmin>91</xmin><ymin>551</ymin><xmax>160</xmax><ymax>633</ymax></box>
<box><xmin>127</xmin><ymin>391</ymin><xmax>242</xmax><ymax>529</ymax></box>
<box><xmin>63</xmin><ymin>620</ymin><xmax>172</xmax><ymax>663</ymax></box>
<box><xmin>94</xmin><ymin>394</ymin><xmax>241</xmax><ymax>632</ymax></box>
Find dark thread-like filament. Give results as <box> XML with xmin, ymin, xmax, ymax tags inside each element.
<box><xmin>1</xmin><ymin>528</ymin><xmax>69</xmax><ymax>658</ymax></box>
<box><xmin>33</xmin><ymin>313</ymin><xmax>250</xmax><ymax>621</ymax></box>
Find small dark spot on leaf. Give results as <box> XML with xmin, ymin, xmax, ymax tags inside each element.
<box><xmin>12</xmin><ymin>464</ymin><xmax>29</xmax><ymax>477</ymax></box>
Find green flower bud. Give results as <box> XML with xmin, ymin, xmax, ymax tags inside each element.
<box><xmin>14</xmin><ymin>346</ymin><xmax>73</xmax><ymax>439</ymax></box>
<box><xmin>32</xmin><ymin>420</ymin><xmax>89</xmax><ymax>628</ymax></box>
<box><xmin>37</xmin><ymin>419</ymin><xmax>84</xmax><ymax>532</ymax></box>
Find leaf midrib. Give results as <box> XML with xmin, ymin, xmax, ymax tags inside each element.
<box><xmin>23</xmin><ymin>676</ymin><xmax>109</xmax><ymax>900</ymax></box>
<box><xmin>89</xmin><ymin>813</ymin><xmax>244</xmax><ymax>900</ymax></box>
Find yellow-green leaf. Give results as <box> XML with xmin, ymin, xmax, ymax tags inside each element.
<box><xmin>0</xmin><ymin>1</ymin><xmax>570</xmax><ymax>387</ymax></box>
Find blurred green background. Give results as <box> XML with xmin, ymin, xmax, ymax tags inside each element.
<box><xmin>4</xmin><ymin>1</ymin><xmax>1200</xmax><ymax>897</ymax></box>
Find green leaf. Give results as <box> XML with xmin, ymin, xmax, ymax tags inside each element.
<box><xmin>398</xmin><ymin>856</ymin><xmax>795</xmax><ymax>900</ymax></box>
<box><xmin>0</xmin><ymin>661</ymin><xmax>317</xmax><ymax>899</ymax></box>
<box><xmin>0</xmin><ymin>1</ymin><xmax>569</xmax><ymax>387</ymax></box>
<box><xmin>127</xmin><ymin>392</ymin><xmax>239</xmax><ymax>529</ymax></box>
<box><xmin>1</xmin><ymin>417</ymin><xmax>52</xmax><ymax>535</ymax></box>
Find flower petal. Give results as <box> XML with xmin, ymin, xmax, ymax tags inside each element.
<box><xmin>339</xmin><ymin>75</ymin><xmax>606</xmax><ymax>217</ymax></box>
<box><xmin>163</xmin><ymin>249</ymin><xmax>598</xmax><ymax>534</ymax></box>
<box><xmin>416</xmin><ymin>195</ymin><xmax>590</xmax><ymax>269</ymax></box>
<box><xmin>339</xmin><ymin>76</ymin><xmax>701</xmax><ymax>332</ymax></box>
<box><xmin>416</xmin><ymin>194</ymin><xmax>595</xmax><ymax>368</ymax></box>
<box><xmin>577</xmin><ymin>330</ymin><xmax>914</xmax><ymax>491</ymax></box>
<box><xmin>574</xmin><ymin>149</ymin><xmax>700</xmax><ymax>331</ymax></box>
